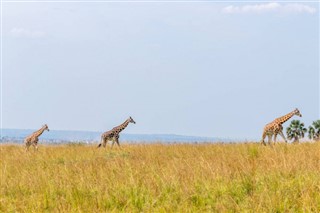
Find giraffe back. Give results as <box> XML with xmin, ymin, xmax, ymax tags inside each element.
<box><xmin>24</xmin><ymin>124</ymin><xmax>49</xmax><ymax>144</ymax></box>
<box><xmin>101</xmin><ymin>130</ymin><xmax>116</xmax><ymax>139</ymax></box>
<box><xmin>263</xmin><ymin>121</ymin><xmax>283</xmax><ymax>134</ymax></box>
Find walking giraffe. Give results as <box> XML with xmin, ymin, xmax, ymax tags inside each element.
<box><xmin>261</xmin><ymin>108</ymin><xmax>302</xmax><ymax>145</ymax></box>
<box><xmin>97</xmin><ymin>116</ymin><xmax>136</xmax><ymax>149</ymax></box>
<box><xmin>24</xmin><ymin>124</ymin><xmax>50</xmax><ymax>151</ymax></box>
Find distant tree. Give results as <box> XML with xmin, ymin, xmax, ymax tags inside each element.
<box><xmin>308</xmin><ymin>120</ymin><xmax>320</xmax><ymax>141</ymax></box>
<box><xmin>308</xmin><ymin>127</ymin><xmax>315</xmax><ymax>140</ymax></box>
<box><xmin>286</xmin><ymin>120</ymin><xmax>307</xmax><ymax>143</ymax></box>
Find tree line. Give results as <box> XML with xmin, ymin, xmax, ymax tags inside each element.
<box><xmin>286</xmin><ymin>119</ymin><xmax>320</xmax><ymax>143</ymax></box>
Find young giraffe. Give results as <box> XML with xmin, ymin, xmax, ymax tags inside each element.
<box><xmin>24</xmin><ymin>124</ymin><xmax>50</xmax><ymax>151</ymax></box>
<box><xmin>261</xmin><ymin>108</ymin><xmax>302</xmax><ymax>146</ymax></box>
<box><xmin>97</xmin><ymin>116</ymin><xmax>136</xmax><ymax>149</ymax></box>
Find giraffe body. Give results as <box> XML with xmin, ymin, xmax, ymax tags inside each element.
<box><xmin>261</xmin><ymin>108</ymin><xmax>302</xmax><ymax>145</ymax></box>
<box><xmin>97</xmin><ymin>117</ymin><xmax>136</xmax><ymax>149</ymax></box>
<box><xmin>24</xmin><ymin>124</ymin><xmax>50</xmax><ymax>151</ymax></box>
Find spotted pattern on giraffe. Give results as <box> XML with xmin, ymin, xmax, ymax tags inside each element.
<box><xmin>24</xmin><ymin>124</ymin><xmax>50</xmax><ymax>151</ymax></box>
<box><xmin>97</xmin><ymin>117</ymin><xmax>136</xmax><ymax>149</ymax></box>
<box><xmin>261</xmin><ymin>108</ymin><xmax>302</xmax><ymax>146</ymax></box>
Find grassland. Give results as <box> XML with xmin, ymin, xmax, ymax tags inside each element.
<box><xmin>1</xmin><ymin>142</ymin><xmax>320</xmax><ymax>212</ymax></box>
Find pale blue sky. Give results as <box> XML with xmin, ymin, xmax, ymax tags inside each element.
<box><xmin>1</xmin><ymin>2</ymin><xmax>319</xmax><ymax>139</ymax></box>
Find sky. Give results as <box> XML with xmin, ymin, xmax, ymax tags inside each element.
<box><xmin>1</xmin><ymin>1</ymin><xmax>319</xmax><ymax>140</ymax></box>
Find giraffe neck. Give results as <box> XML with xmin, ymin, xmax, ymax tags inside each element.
<box><xmin>275</xmin><ymin>111</ymin><xmax>295</xmax><ymax>125</ymax></box>
<box><xmin>34</xmin><ymin>126</ymin><xmax>47</xmax><ymax>138</ymax></box>
<box><xmin>115</xmin><ymin>119</ymin><xmax>130</xmax><ymax>133</ymax></box>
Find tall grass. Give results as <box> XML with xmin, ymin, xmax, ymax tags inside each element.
<box><xmin>1</xmin><ymin>142</ymin><xmax>320</xmax><ymax>212</ymax></box>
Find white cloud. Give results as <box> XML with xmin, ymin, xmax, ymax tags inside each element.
<box><xmin>283</xmin><ymin>3</ymin><xmax>317</xmax><ymax>14</ymax></box>
<box><xmin>222</xmin><ymin>3</ymin><xmax>316</xmax><ymax>14</ymax></box>
<box><xmin>10</xmin><ymin>28</ymin><xmax>46</xmax><ymax>38</ymax></box>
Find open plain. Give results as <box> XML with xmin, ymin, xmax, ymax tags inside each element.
<box><xmin>1</xmin><ymin>142</ymin><xmax>320</xmax><ymax>212</ymax></box>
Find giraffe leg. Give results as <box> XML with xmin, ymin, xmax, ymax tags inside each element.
<box><xmin>25</xmin><ymin>140</ymin><xmax>32</xmax><ymax>151</ymax></box>
<box><xmin>104</xmin><ymin>139</ymin><xmax>111</xmax><ymax>150</ymax></box>
<box><xmin>97</xmin><ymin>139</ymin><xmax>106</xmax><ymax>148</ymax></box>
<box><xmin>267</xmin><ymin>135</ymin><xmax>272</xmax><ymax>146</ymax></box>
<box><xmin>111</xmin><ymin>138</ymin><xmax>116</xmax><ymax>149</ymax></box>
<box><xmin>260</xmin><ymin>132</ymin><xmax>267</xmax><ymax>146</ymax></box>
<box><xmin>34</xmin><ymin>140</ymin><xmax>39</xmax><ymax>151</ymax></box>
<box><xmin>25</xmin><ymin>144</ymin><xmax>30</xmax><ymax>152</ymax></box>
<box><xmin>279</xmin><ymin>131</ymin><xmax>287</xmax><ymax>143</ymax></box>
<box><xmin>115</xmin><ymin>136</ymin><xmax>120</xmax><ymax>147</ymax></box>
<box><xmin>103</xmin><ymin>139</ymin><xmax>108</xmax><ymax>148</ymax></box>
<box><xmin>273</xmin><ymin>134</ymin><xmax>277</xmax><ymax>145</ymax></box>
<box><xmin>97</xmin><ymin>136</ymin><xmax>105</xmax><ymax>148</ymax></box>
<box><xmin>32</xmin><ymin>143</ymin><xmax>36</xmax><ymax>151</ymax></box>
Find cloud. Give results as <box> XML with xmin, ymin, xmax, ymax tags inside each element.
<box><xmin>10</xmin><ymin>28</ymin><xmax>46</xmax><ymax>38</ymax></box>
<box><xmin>222</xmin><ymin>3</ymin><xmax>316</xmax><ymax>14</ymax></box>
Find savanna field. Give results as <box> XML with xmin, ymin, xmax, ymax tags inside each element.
<box><xmin>1</xmin><ymin>143</ymin><xmax>320</xmax><ymax>212</ymax></box>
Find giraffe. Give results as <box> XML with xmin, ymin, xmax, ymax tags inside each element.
<box><xmin>97</xmin><ymin>116</ymin><xmax>136</xmax><ymax>149</ymax></box>
<box><xmin>24</xmin><ymin>124</ymin><xmax>50</xmax><ymax>151</ymax></box>
<box><xmin>261</xmin><ymin>108</ymin><xmax>302</xmax><ymax>146</ymax></box>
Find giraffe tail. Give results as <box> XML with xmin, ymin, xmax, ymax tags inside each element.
<box><xmin>97</xmin><ymin>143</ymin><xmax>102</xmax><ymax>148</ymax></box>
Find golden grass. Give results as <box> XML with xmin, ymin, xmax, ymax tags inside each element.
<box><xmin>1</xmin><ymin>142</ymin><xmax>320</xmax><ymax>212</ymax></box>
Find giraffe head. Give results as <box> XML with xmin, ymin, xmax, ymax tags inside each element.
<box><xmin>129</xmin><ymin>116</ymin><xmax>136</xmax><ymax>124</ymax></box>
<box><xmin>43</xmin><ymin>124</ymin><xmax>50</xmax><ymax>131</ymax></box>
<box><xmin>294</xmin><ymin>108</ymin><xmax>302</xmax><ymax>117</ymax></box>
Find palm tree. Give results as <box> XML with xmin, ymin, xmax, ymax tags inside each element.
<box><xmin>308</xmin><ymin>120</ymin><xmax>320</xmax><ymax>141</ymax></box>
<box><xmin>286</xmin><ymin>120</ymin><xmax>307</xmax><ymax>143</ymax></box>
